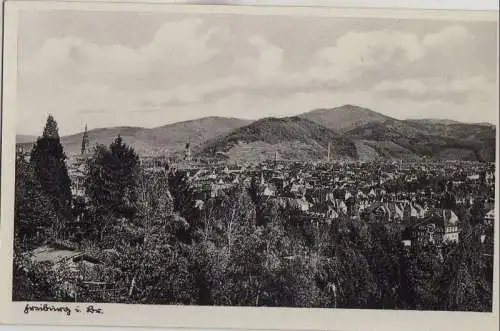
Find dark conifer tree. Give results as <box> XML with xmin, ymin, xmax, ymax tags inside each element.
<box><xmin>85</xmin><ymin>135</ymin><xmax>140</xmax><ymax>222</ymax></box>
<box><xmin>470</xmin><ymin>198</ymin><xmax>486</xmax><ymax>226</ymax></box>
<box><xmin>168</xmin><ymin>170</ymin><xmax>196</xmax><ymax>221</ymax></box>
<box><xmin>15</xmin><ymin>156</ymin><xmax>57</xmax><ymax>247</ymax></box>
<box><xmin>42</xmin><ymin>115</ymin><xmax>59</xmax><ymax>139</ymax></box>
<box><xmin>30</xmin><ymin>115</ymin><xmax>72</xmax><ymax>233</ymax></box>
<box><xmin>108</xmin><ymin>135</ymin><xmax>140</xmax><ymax>217</ymax></box>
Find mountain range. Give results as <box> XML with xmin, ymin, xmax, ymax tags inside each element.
<box><xmin>16</xmin><ymin>105</ymin><xmax>496</xmax><ymax>162</ymax></box>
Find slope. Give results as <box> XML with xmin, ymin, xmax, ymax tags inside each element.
<box><xmin>301</xmin><ymin>104</ymin><xmax>393</xmax><ymax>133</ymax></box>
<box><xmin>197</xmin><ymin>116</ymin><xmax>358</xmax><ymax>162</ymax></box>
<box><xmin>17</xmin><ymin>117</ymin><xmax>250</xmax><ymax>156</ymax></box>
<box><xmin>145</xmin><ymin>116</ymin><xmax>251</xmax><ymax>153</ymax></box>
<box><xmin>346</xmin><ymin>119</ymin><xmax>495</xmax><ymax>161</ymax></box>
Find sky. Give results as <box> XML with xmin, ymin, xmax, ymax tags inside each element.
<box><xmin>16</xmin><ymin>8</ymin><xmax>498</xmax><ymax>136</ymax></box>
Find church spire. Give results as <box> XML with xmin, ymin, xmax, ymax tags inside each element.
<box><xmin>184</xmin><ymin>142</ymin><xmax>192</xmax><ymax>162</ymax></box>
<box><xmin>81</xmin><ymin>124</ymin><xmax>89</xmax><ymax>155</ymax></box>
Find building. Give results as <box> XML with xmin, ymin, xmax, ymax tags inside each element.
<box><xmin>484</xmin><ymin>209</ymin><xmax>495</xmax><ymax>226</ymax></box>
<box><xmin>410</xmin><ymin>222</ymin><xmax>438</xmax><ymax>245</ymax></box>
<box><xmin>81</xmin><ymin>124</ymin><xmax>90</xmax><ymax>155</ymax></box>
<box><xmin>16</xmin><ymin>143</ymin><xmax>33</xmax><ymax>161</ymax></box>
<box><xmin>441</xmin><ymin>209</ymin><xmax>460</xmax><ymax>243</ymax></box>
<box><xmin>184</xmin><ymin>143</ymin><xmax>192</xmax><ymax>162</ymax></box>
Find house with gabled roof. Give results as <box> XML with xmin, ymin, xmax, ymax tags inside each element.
<box><xmin>484</xmin><ymin>209</ymin><xmax>495</xmax><ymax>225</ymax></box>
<box><xmin>442</xmin><ymin>209</ymin><xmax>460</xmax><ymax>242</ymax></box>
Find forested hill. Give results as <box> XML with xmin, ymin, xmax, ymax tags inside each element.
<box><xmin>16</xmin><ymin>105</ymin><xmax>496</xmax><ymax>161</ymax></box>
<box><xmin>300</xmin><ymin>104</ymin><xmax>393</xmax><ymax>133</ymax></box>
<box><xmin>345</xmin><ymin>119</ymin><xmax>496</xmax><ymax>162</ymax></box>
<box><xmin>300</xmin><ymin>105</ymin><xmax>495</xmax><ymax>162</ymax></box>
<box><xmin>196</xmin><ymin>116</ymin><xmax>358</xmax><ymax>162</ymax></box>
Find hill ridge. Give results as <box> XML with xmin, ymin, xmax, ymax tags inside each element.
<box><xmin>15</xmin><ymin>105</ymin><xmax>495</xmax><ymax>161</ymax></box>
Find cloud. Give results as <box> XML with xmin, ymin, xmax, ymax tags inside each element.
<box><xmin>422</xmin><ymin>25</ymin><xmax>471</xmax><ymax>48</ymax></box>
<box><xmin>372</xmin><ymin>76</ymin><xmax>498</xmax><ymax>113</ymax></box>
<box><xmin>234</xmin><ymin>35</ymin><xmax>284</xmax><ymax>79</ymax></box>
<box><xmin>21</xmin><ymin>23</ymin><xmax>475</xmax><ymax>99</ymax></box>
<box><xmin>315</xmin><ymin>30</ymin><xmax>424</xmax><ymax>67</ymax></box>
<box><xmin>21</xmin><ymin>18</ymin><xmax>228</xmax><ymax>87</ymax></box>
<box><xmin>306</xmin><ymin>25</ymin><xmax>473</xmax><ymax>84</ymax></box>
<box><xmin>373</xmin><ymin>75</ymin><xmax>495</xmax><ymax>97</ymax></box>
<box><xmin>217</xmin><ymin>25</ymin><xmax>475</xmax><ymax>99</ymax></box>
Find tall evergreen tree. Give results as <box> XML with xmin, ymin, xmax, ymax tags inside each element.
<box><xmin>30</xmin><ymin>115</ymin><xmax>72</xmax><ymax>233</ymax></box>
<box><xmin>168</xmin><ymin>170</ymin><xmax>196</xmax><ymax>221</ymax></box>
<box><xmin>15</xmin><ymin>156</ymin><xmax>57</xmax><ymax>247</ymax></box>
<box><xmin>470</xmin><ymin>198</ymin><xmax>486</xmax><ymax>226</ymax></box>
<box><xmin>42</xmin><ymin>115</ymin><xmax>60</xmax><ymax>139</ymax></box>
<box><xmin>85</xmin><ymin>135</ymin><xmax>140</xmax><ymax>222</ymax></box>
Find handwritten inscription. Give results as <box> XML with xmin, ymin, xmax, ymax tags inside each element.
<box><xmin>24</xmin><ymin>303</ymin><xmax>103</xmax><ymax>316</ymax></box>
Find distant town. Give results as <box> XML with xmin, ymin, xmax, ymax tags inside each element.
<box><xmin>65</xmin><ymin>142</ymin><xmax>496</xmax><ymax>248</ymax></box>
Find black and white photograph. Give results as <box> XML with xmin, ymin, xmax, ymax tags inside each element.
<box><xmin>0</xmin><ymin>1</ymin><xmax>498</xmax><ymax>329</ymax></box>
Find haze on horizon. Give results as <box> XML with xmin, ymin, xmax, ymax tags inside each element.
<box><xmin>17</xmin><ymin>9</ymin><xmax>498</xmax><ymax>136</ymax></box>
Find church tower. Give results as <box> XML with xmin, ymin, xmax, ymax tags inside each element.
<box><xmin>184</xmin><ymin>142</ymin><xmax>192</xmax><ymax>162</ymax></box>
<box><xmin>81</xmin><ymin>124</ymin><xmax>89</xmax><ymax>155</ymax></box>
